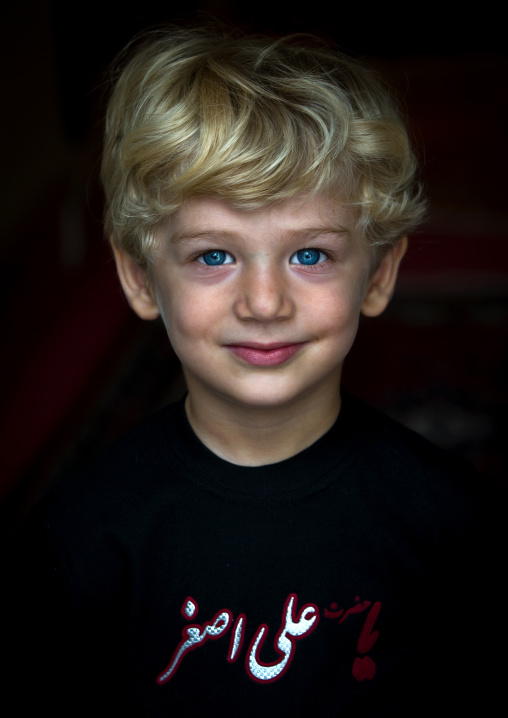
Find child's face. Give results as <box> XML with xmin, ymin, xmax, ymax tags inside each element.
<box><xmin>115</xmin><ymin>195</ymin><xmax>405</xmax><ymax>414</ymax></box>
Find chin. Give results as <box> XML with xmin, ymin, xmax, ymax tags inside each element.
<box><xmin>218</xmin><ymin>380</ymin><xmax>334</xmax><ymax>413</ymax></box>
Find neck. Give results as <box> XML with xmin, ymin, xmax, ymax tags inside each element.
<box><xmin>184</xmin><ymin>381</ymin><xmax>342</xmax><ymax>466</ymax></box>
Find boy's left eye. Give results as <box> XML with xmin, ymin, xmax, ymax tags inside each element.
<box><xmin>289</xmin><ymin>248</ymin><xmax>326</xmax><ymax>266</ymax></box>
<box><xmin>197</xmin><ymin>250</ymin><xmax>235</xmax><ymax>266</ymax></box>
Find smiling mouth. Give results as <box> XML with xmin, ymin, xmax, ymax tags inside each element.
<box><xmin>224</xmin><ymin>342</ymin><xmax>307</xmax><ymax>366</ymax></box>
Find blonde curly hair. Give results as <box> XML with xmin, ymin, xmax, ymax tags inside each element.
<box><xmin>101</xmin><ymin>26</ymin><xmax>425</xmax><ymax>267</ymax></box>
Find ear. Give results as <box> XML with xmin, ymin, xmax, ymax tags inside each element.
<box><xmin>361</xmin><ymin>236</ymin><xmax>407</xmax><ymax>317</ymax></box>
<box><xmin>113</xmin><ymin>247</ymin><xmax>161</xmax><ymax>320</ymax></box>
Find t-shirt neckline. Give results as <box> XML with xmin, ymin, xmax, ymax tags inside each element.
<box><xmin>162</xmin><ymin>390</ymin><xmax>361</xmax><ymax>500</ymax></box>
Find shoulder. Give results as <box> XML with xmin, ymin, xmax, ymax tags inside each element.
<box><xmin>32</xmin><ymin>402</ymin><xmax>186</xmax><ymax>559</ymax></box>
<box><xmin>343</xmin><ymin>393</ymin><xmax>499</xmax><ymax>531</ymax></box>
<box><xmin>50</xmin><ymin>401</ymin><xmax>181</xmax><ymax>507</ymax></box>
<box><xmin>345</xmin><ymin>391</ymin><xmax>476</xmax><ymax>479</ymax></box>
<box><xmin>11</xmin><ymin>402</ymin><xmax>188</xmax><ymax>606</ymax></box>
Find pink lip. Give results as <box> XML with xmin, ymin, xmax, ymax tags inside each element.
<box><xmin>225</xmin><ymin>342</ymin><xmax>307</xmax><ymax>366</ymax></box>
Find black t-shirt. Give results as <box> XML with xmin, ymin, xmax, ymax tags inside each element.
<box><xmin>3</xmin><ymin>393</ymin><xmax>505</xmax><ymax>716</ymax></box>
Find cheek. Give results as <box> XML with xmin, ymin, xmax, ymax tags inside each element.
<box><xmin>340</xmin><ymin>272</ymin><xmax>370</xmax><ymax>318</ymax></box>
<box><xmin>159</xmin><ymin>289</ymin><xmax>216</xmax><ymax>346</ymax></box>
<box><xmin>309</xmin><ymin>283</ymin><xmax>364</xmax><ymax>329</ymax></box>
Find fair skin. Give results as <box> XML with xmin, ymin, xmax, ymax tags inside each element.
<box><xmin>114</xmin><ymin>195</ymin><xmax>407</xmax><ymax>466</ymax></box>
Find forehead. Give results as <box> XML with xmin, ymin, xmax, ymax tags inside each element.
<box><xmin>166</xmin><ymin>195</ymin><xmax>361</xmax><ymax>245</ymax></box>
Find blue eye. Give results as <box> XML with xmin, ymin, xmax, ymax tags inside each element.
<box><xmin>198</xmin><ymin>250</ymin><xmax>234</xmax><ymax>266</ymax></box>
<box><xmin>290</xmin><ymin>249</ymin><xmax>325</xmax><ymax>266</ymax></box>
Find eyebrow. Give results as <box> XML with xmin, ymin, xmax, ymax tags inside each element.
<box><xmin>170</xmin><ymin>229</ymin><xmax>237</xmax><ymax>244</ymax></box>
<box><xmin>170</xmin><ymin>226</ymin><xmax>352</xmax><ymax>245</ymax></box>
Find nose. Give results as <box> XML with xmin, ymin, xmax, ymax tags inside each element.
<box><xmin>233</xmin><ymin>262</ymin><xmax>295</xmax><ymax>322</ymax></box>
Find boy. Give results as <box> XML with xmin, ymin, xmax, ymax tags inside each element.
<box><xmin>5</xmin><ymin>25</ymin><xmax>504</xmax><ymax>716</ymax></box>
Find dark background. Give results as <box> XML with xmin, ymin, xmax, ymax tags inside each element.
<box><xmin>1</xmin><ymin>1</ymin><xmax>507</xmax><ymax>537</ymax></box>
